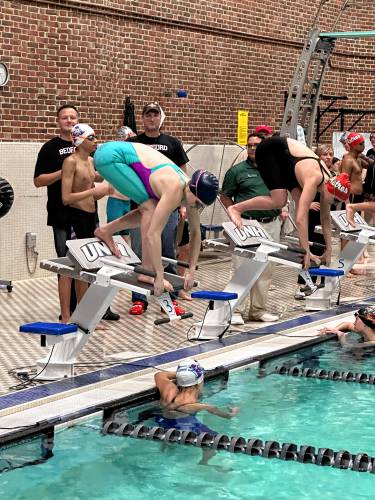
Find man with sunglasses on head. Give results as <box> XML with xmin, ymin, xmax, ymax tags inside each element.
<box><xmin>318</xmin><ymin>307</ymin><xmax>375</xmax><ymax>349</ymax></box>
<box><xmin>94</xmin><ymin>141</ymin><xmax>219</xmax><ymax>296</ymax></box>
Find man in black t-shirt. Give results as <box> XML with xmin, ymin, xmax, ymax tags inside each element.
<box><xmin>34</xmin><ymin>104</ymin><xmax>79</xmax><ymax>322</ymax></box>
<box><xmin>34</xmin><ymin>105</ymin><xmax>119</xmax><ymax>322</ymax></box>
<box><xmin>127</xmin><ymin>102</ymin><xmax>189</xmax><ymax>315</ymax></box>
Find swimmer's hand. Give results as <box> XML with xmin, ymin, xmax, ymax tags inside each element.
<box><xmin>154</xmin><ymin>275</ymin><xmax>173</xmax><ymax>296</ymax></box>
<box><xmin>184</xmin><ymin>270</ymin><xmax>195</xmax><ymax>291</ymax></box>
<box><xmin>303</xmin><ymin>252</ymin><xmax>320</xmax><ymax>270</ymax></box>
<box><xmin>92</xmin><ymin>181</ymin><xmax>111</xmax><ymax>200</ymax></box>
<box><xmin>229</xmin><ymin>407</ymin><xmax>240</xmax><ymax>418</ymax></box>
<box><xmin>227</xmin><ymin>206</ymin><xmax>244</xmax><ymax>230</ymax></box>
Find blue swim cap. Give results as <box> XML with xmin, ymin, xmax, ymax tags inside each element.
<box><xmin>189</xmin><ymin>169</ymin><xmax>219</xmax><ymax>206</ymax></box>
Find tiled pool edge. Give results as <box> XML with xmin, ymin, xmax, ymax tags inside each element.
<box><xmin>0</xmin><ymin>299</ymin><xmax>372</xmax><ymax>419</ymax></box>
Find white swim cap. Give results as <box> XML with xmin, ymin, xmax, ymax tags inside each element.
<box><xmin>71</xmin><ymin>123</ymin><xmax>95</xmax><ymax>146</ymax></box>
<box><xmin>176</xmin><ymin>358</ymin><xmax>204</xmax><ymax>387</ymax></box>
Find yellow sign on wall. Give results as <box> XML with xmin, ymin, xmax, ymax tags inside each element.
<box><xmin>237</xmin><ymin>110</ymin><xmax>249</xmax><ymax>146</ymax></box>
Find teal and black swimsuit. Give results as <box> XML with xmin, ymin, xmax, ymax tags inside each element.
<box><xmin>94</xmin><ymin>141</ymin><xmax>186</xmax><ymax>205</ymax></box>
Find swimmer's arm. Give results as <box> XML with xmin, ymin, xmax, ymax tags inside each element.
<box><xmin>185</xmin><ymin>206</ymin><xmax>201</xmax><ymax>286</ymax></box>
<box><xmin>34</xmin><ymin>170</ymin><xmax>62</xmax><ymax>187</ymax></box>
<box><xmin>154</xmin><ymin>372</ymin><xmax>178</xmax><ymax>405</ymax></box>
<box><xmin>61</xmin><ymin>157</ymin><xmax>95</xmax><ymax>205</ymax></box>
<box><xmin>295</xmin><ymin>180</ymin><xmax>318</xmax><ymax>254</ymax></box>
<box><xmin>340</xmin><ymin>157</ymin><xmax>354</xmax><ymax>176</ymax></box>
<box><xmin>318</xmin><ymin>321</ymin><xmax>353</xmax><ymax>336</ymax></box>
<box><xmin>192</xmin><ymin>403</ymin><xmax>239</xmax><ymax>419</ymax></box>
<box><xmin>345</xmin><ymin>340</ymin><xmax>375</xmax><ymax>349</ymax></box>
<box><xmin>319</xmin><ymin>191</ymin><xmax>333</xmax><ymax>263</ymax></box>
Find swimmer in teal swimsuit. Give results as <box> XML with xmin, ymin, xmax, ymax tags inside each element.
<box><xmin>94</xmin><ymin>142</ymin><xmax>219</xmax><ymax>296</ymax></box>
<box><xmin>154</xmin><ymin>358</ymin><xmax>239</xmax><ymax>465</ymax></box>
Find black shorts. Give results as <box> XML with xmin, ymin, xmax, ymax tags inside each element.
<box><xmin>350</xmin><ymin>193</ymin><xmax>364</xmax><ymax>204</ymax></box>
<box><xmin>69</xmin><ymin>207</ymin><xmax>96</xmax><ymax>239</ymax></box>
<box><xmin>177</xmin><ymin>221</ymin><xmax>206</xmax><ymax>247</ymax></box>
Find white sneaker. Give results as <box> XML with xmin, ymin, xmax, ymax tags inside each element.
<box><xmin>257</xmin><ymin>312</ymin><xmax>280</xmax><ymax>322</ymax></box>
<box><xmin>231</xmin><ymin>313</ymin><xmax>245</xmax><ymax>325</ymax></box>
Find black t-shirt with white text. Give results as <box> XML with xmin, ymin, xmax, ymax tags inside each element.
<box><xmin>128</xmin><ymin>133</ymin><xmax>189</xmax><ymax>167</ymax></box>
<box><xmin>34</xmin><ymin>136</ymin><xmax>75</xmax><ymax>227</ymax></box>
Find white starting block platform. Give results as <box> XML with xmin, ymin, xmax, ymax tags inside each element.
<box><xmin>20</xmin><ymin>236</ymin><xmax>195</xmax><ymax>380</ymax></box>
<box><xmin>194</xmin><ymin>220</ymin><xmax>307</xmax><ymax>340</ymax></box>
<box><xmin>197</xmin><ymin>213</ymin><xmax>375</xmax><ymax>340</ymax></box>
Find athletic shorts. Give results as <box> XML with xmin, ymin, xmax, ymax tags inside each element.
<box><xmin>69</xmin><ymin>207</ymin><xmax>96</xmax><ymax>239</ymax></box>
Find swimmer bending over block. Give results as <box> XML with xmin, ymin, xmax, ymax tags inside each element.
<box><xmin>228</xmin><ymin>136</ymin><xmax>351</xmax><ymax>269</ymax></box>
<box><xmin>94</xmin><ymin>142</ymin><xmax>219</xmax><ymax>296</ymax></box>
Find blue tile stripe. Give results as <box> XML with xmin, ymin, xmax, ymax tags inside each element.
<box><xmin>0</xmin><ymin>299</ymin><xmax>372</xmax><ymax>411</ymax></box>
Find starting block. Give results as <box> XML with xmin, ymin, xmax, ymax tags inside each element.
<box><xmin>23</xmin><ymin>236</ymin><xmax>196</xmax><ymax>380</ymax></box>
<box><xmin>192</xmin><ymin>220</ymin><xmax>307</xmax><ymax>340</ymax></box>
<box><xmin>304</xmin><ymin>210</ymin><xmax>375</xmax><ymax>311</ymax></box>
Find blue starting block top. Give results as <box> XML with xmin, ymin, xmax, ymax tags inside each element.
<box><xmin>309</xmin><ymin>268</ymin><xmax>344</xmax><ymax>277</ymax></box>
<box><xmin>191</xmin><ymin>291</ymin><xmax>238</xmax><ymax>301</ymax></box>
<box><xmin>20</xmin><ymin>322</ymin><xmax>78</xmax><ymax>335</ymax></box>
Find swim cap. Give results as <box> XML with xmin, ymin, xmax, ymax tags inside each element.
<box><xmin>325</xmin><ymin>173</ymin><xmax>351</xmax><ymax>201</ymax></box>
<box><xmin>356</xmin><ymin>307</ymin><xmax>375</xmax><ymax>329</ymax></box>
<box><xmin>176</xmin><ymin>358</ymin><xmax>204</xmax><ymax>387</ymax></box>
<box><xmin>346</xmin><ymin>132</ymin><xmax>365</xmax><ymax>149</ymax></box>
<box><xmin>189</xmin><ymin>169</ymin><xmax>219</xmax><ymax>206</ymax></box>
<box><xmin>71</xmin><ymin>124</ymin><xmax>95</xmax><ymax>146</ymax></box>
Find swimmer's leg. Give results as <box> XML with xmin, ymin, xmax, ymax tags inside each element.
<box><xmin>198</xmin><ymin>448</ymin><xmax>216</xmax><ymax>465</ymax></box>
<box><xmin>137</xmin><ymin>201</ymin><xmax>173</xmax><ymax>291</ymax></box>
<box><xmin>95</xmin><ymin>209</ymin><xmax>143</xmax><ymax>257</ymax></box>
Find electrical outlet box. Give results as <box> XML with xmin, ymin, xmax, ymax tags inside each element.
<box><xmin>26</xmin><ymin>232</ymin><xmax>37</xmax><ymax>248</ymax></box>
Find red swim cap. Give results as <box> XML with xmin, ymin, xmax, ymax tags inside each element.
<box><xmin>346</xmin><ymin>132</ymin><xmax>365</xmax><ymax>149</ymax></box>
<box><xmin>326</xmin><ymin>173</ymin><xmax>351</xmax><ymax>201</ymax></box>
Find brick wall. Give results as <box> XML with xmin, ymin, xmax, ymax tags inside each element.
<box><xmin>1</xmin><ymin>0</ymin><xmax>374</xmax><ymax>143</ymax></box>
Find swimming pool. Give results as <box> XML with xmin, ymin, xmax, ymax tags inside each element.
<box><xmin>1</xmin><ymin>347</ymin><xmax>375</xmax><ymax>500</ymax></box>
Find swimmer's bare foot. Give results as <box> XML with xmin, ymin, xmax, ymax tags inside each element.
<box><xmin>227</xmin><ymin>205</ymin><xmax>244</xmax><ymax>229</ymax></box>
<box><xmin>137</xmin><ymin>274</ymin><xmax>174</xmax><ymax>292</ymax></box>
<box><xmin>179</xmin><ymin>289</ymin><xmax>193</xmax><ymax>301</ymax></box>
<box><xmin>95</xmin><ymin>324</ymin><xmax>109</xmax><ymax>331</ymax></box>
<box><xmin>94</xmin><ymin>227</ymin><xmax>120</xmax><ymax>257</ymax></box>
<box><xmin>346</xmin><ymin>204</ymin><xmax>356</xmax><ymax>227</ymax></box>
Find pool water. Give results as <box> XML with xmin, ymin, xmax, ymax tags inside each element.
<box><xmin>1</xmin><ymin>354</ymin><xmax>375</xmax><ymax>500</ymax></box>
<box><xmin>268</xmin><ymin>336</ymin><xmax>375</xmax><ymax>374</ymax></box>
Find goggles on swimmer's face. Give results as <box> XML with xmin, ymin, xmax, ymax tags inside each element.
<box><xmin>85</xmin><ymin>135</ymin><xmax>97</xmax><ymax>142</ymax></box>
<box><xmin>355</xmin><ymin>307</ymin><xmax>375</xmax><ymax>328</ymax></box>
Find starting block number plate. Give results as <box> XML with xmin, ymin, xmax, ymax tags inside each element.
<box><xmin>66</xmin><ymin>236</ymin><xmax>141</xmax><ymax>270</ymax></box>
<box><xmin>331</xmin><ymin>210</ymin><xmax>366</xmax><ymax>232</ymax></box>
<box><xmin>222</xmin><ymin>220</ymin><xmax>272</xmax><ymax>247</ymax></box>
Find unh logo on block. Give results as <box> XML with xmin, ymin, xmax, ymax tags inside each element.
<box><xmin>337</xmin><ymin>212</ymin><xmax>364</xmax><ymax>228</ymax></box>
<box><xmin>80</xmin><ymin>241</ymin><xmax>131</xmax><ymax>262</ymax></box>
<box><xmin>234</xmin><ymin>225</ymin><xmax>269</xmax><ymax>242</ymax></box>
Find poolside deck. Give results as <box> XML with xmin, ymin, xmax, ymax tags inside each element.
<box><xmin>1</xmin><ymin>244</ymin><xmax>375</xmax><ymax>396</ymax></box>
